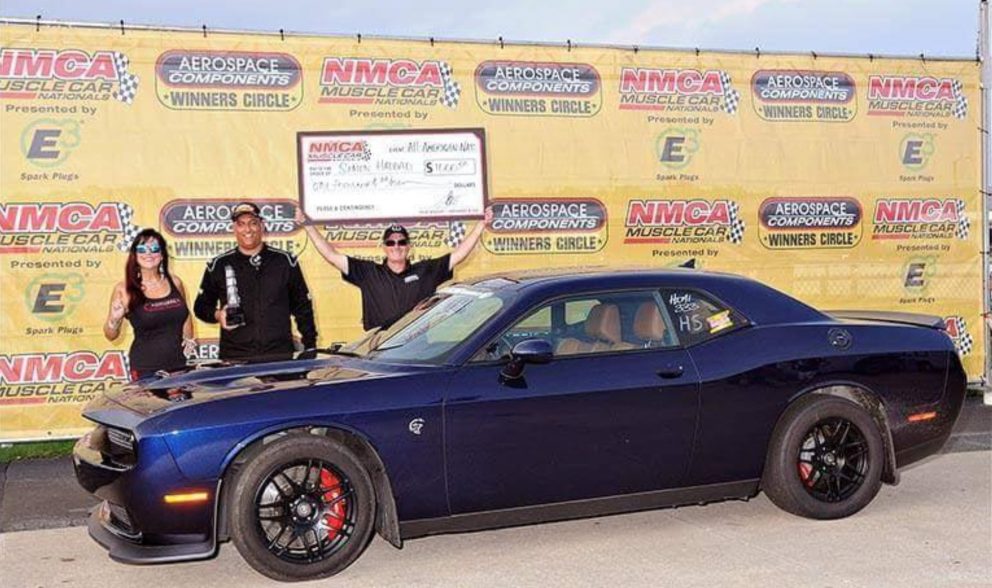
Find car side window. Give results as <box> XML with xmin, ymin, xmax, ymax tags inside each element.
<box><xmin>659</xmin><ymin>288</ymin><xmax>746</xmax><ymax>346</ymax></box>
<box><xmin>565</xmin><ymin>299</ymin><xmax>598</xmax><ymax>326</ymax></box>
<box><xmin>471</xmin><ymin>290</ymin><xmax>679</xmax><ymax>362</ymax></box>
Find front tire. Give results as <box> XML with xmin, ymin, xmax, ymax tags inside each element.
<box><xmin>229</xmin><ymin>434</ymin><xmax>376</xmax><ymax>581</ymax></box>
<box><xmin>762</xmin><ymin>395</ymin><xmax>884</xmax><ymax>519</ymax></box>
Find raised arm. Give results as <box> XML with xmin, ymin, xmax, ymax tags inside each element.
<box><xmin>103</xmin><ymin>282</ymin><xmax>128</xmax><ymax>341</ymax></box>
<box><xmin>295</xmin><ymin>208</ymin><xmax>349</xmax><ymax>275</ymax></box>
<box><xmin>449</xmin><ymin>206</ymin><xmax>493</xmax><ymax>270</ymax></box>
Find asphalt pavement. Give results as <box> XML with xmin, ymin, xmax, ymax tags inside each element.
<box><xmin>0</xmin><ymin>397</ymin><xmax>989</xmax><ymax>587</ymax></box>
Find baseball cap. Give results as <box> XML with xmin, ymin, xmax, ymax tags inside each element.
<box><xmin>231</xmin><ymin>202</ymin><xmax>262</xmax><ymax>221</ymax></box>
<box><xmin>382</xmin><ymin>224</ymin><xmax>409</xmax><ymax>242</ymax></box>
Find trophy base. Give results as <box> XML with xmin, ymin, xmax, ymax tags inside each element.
<box><xmin>226</xmin><ymin>307</ymin><xmax>246</xmax><ymax>328</ymax></box>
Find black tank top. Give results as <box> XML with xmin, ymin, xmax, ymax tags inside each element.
<box><xmin>127</xmin><ymin>276</ymin><xmax>189</xmax><ymax>375</ymax></box>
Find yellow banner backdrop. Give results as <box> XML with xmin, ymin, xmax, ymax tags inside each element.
<box><xmin>0</xmin><ymin>22</ymin><xmax>985</xmax><ymax>441</ymax></box>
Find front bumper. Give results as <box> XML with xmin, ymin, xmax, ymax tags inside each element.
<box><xmin>88</xmin><ymin>502</ymin><xmax>217</xmax><ymax>564</ymax></box>
<box><xmin>74</xmin><ymin>426</ymin><xmax>221</xmax><ymax>564</ymax></box>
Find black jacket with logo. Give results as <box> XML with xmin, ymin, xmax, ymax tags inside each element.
<box><xmin>194</xmin><ymin>245</ymin><xmax>317</xmax><ymax>361</ymax></box>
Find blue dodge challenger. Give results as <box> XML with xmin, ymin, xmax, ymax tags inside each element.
<box><xmin>73</xmin><ymin>268</ymin><xmax>967</xmax><ymax>581</ymax></box>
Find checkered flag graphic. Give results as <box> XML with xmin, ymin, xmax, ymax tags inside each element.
<box><xmin>950</xmin><ymin>79</ymin><xmax>968</xmax><ymax>119</ymax></box>
<box><xmin>112</xmin><ymin>52</ymin><xmax>139</xmax><ymax>105</ymax></box>
<box><xmin>445</xmin><ymin>220</ymin><xmax>467</xmax><ymax>247</ymax></box>
<box><xmin>949</xmin><ymin>316</ymin><xmax>973</xmax><ymax>355</ymax></box>
<box><xmin>719</xmin><ymin>71</ymin><xmax>740</xmax><ymax>115</ymax></box>
<box><xmin>116</xmin><ymin>202</ymin><xmax>142</xmax><ymax>251</ymax></box>
<box><xmin>954</xmin><ymin>199</ymin><xmax>970</xmax><ymax>240</ymax></box>
<box><xmin>727</xmin><ymin>201</ymin><xmax>745</xmax><ymax>244</ymax></box>
<box><xmin>438</xmin><ymin>62</ymin><xmax>461</xmax><ymax>109</ymax></box>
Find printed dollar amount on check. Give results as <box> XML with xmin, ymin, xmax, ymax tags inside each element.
<box><xmin>297</xmin><ymin>128</ymin><xmax>488</xmax><ymax>223</ymax></box>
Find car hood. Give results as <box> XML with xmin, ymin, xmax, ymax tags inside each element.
<box><xmin>85</xmin><ymin>356</ymin><xmax>409</xmax><ymax>421</ymax></box>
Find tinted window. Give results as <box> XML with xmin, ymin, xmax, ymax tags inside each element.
<box><xmin>659</xmin><ymin>288</ymin><xmax>746</xmax><ymax>346</ymax></box>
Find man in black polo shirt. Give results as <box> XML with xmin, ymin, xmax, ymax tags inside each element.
<box><xmin>296</xmin><ymin>207</ymin><xmax>492</xmax><ymax>331</ymax></box>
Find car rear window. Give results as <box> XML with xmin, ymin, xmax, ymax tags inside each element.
<box><xmin>659</xmin><ymin>288</ymin><xmax>747</xmax><ymax>346</ymax></box>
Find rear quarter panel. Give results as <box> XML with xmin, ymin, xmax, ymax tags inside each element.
<box><xmin>684</xmin><ymin>321</ymin><xmax>953</xmax><ymax>486</ymax></box>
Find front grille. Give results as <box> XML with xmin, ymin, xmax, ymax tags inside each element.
<box><xmin>94</xmin><ymin>426</ymin><xmax>137</xmax><ymax>469</ymax></box>
<box><xmin>106</xmin><ymin>427</ymin><xmax>134</xmax><ymax>451</ymax></box>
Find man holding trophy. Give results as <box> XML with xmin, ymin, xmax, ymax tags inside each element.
<box><xmin>194</xmin><ymin>202</ymin><xmax>318</xmax><ymax>362</ymax></box>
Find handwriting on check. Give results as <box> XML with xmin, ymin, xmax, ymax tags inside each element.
<box><xmin>424</xmin><ymin>159</ymin><xmax>476</xmax><ymax>176</ymax></box>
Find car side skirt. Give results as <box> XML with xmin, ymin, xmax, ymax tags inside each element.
<box><xmin>399</xmin><ymin>479</ymin><xmax>760</xmax><ymax>540</ymax></box>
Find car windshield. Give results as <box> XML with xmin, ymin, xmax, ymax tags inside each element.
<box><xmin>341</xmin><ymin>286</ymin><xmax>508</xmax><ymax>364</ymax></box>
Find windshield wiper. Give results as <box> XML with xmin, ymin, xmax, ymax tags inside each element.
<box><xmin>371</xmin><ymin>343</ymin><xmax>405</xmax><ymax>352</ymax></box>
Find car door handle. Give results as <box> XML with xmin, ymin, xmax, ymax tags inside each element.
<box><xmin>656</xmin><ymin>365</ymin><xmax>684</xmax><ymax>379</ymax></box>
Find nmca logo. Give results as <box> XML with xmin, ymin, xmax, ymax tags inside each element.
<box><xmin>0</xmin><ymin>48</ymin><xmax>139</xmax><ymax>104</ymax></box>
<box><xmin>873</xmin><ymin>198</ymin><xmax>960</xmax><ymax>223</ymax></box>
<box><xmin>0</xmin><ymin>202</ymin><xmax>122</xmax><ymax>232</ymax></box>
<box><xmin>871</xmin><ymin>198</ymin><xmax>968</xmax><ymax>241</ymax></box>
<box><xmin>0</xmin><ymin>351</ymin><xmax>128</xmax><ymax>384</ymax></box>
<box><xmin>321</xmin><ymin>58</ymin><xmax>444</xmax><ymax>87</ymax></box>
<box><xmin>618</xmin><ymin>68</ymin><xmax>740</xmax><ymax>115</ymax></box>
<box><xmin>868</xmin><ymin>76</ymin><xmax>957</xmax><ymax>101</ymax></box>
<box><xmin>620</xmin><ymin>69</ymin><xmax>727</xmax><ymax>95</ymax></box>
<box><xmin>624</xmin><ymin>199</ymin><xmax>745</xmax><ymax>245</ymax></box>
<box><xmin>306</xmin><ymin>140</ymin><xmax>371</xmax><ymax>162</ymax></box>
<box><xmin>318</xmin><ymin>57</ymin><xmax>460</xmax><ymax>109</ymax></box>
<box><xmin>866</xmin><ymin>75</ymin><xmax>967</xmax><ymax>119</ymax></box>
<box><xmin>0</xmin><ymin>49</ymin><xmax>119</xmax><ymax>80</ymax></box>
<box><xmin>0</xmin><ymin>201</ymin><xmax>137</xmax><ymax>254</ymax></box>
<box><xmin>626</xmin><ymin>199</ymin><xmax>732</xmax><ymax>226</ymax></box>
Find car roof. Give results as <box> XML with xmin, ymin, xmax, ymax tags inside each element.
<box><xmin>459</xmin><ymin>266</ymin><xmax>752</xmax><ymax>292</ymax></box>
<box><xmin>450</xmin><ymin>266</ymin><xmax>826</xmax><ymax>326</ymax></box>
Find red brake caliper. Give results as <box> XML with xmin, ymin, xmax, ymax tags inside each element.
<box><xmin>320</xmin><ymin>468</ymin><xmax>347</xmax><ymax>538</ymax></box>
<box><xmin>798</xmin><ymin>462</ymin><xmax>814</xmax><ymax>487</ymax></box>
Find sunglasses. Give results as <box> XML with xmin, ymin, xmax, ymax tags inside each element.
<box><xmin>384</xmin><ymin>239</ymin><xmax>409</xmax><ymax>247</ymax></box>
<box><xmin>135</xmin><ymin>242</ymin><xmax>162</xmax><ymax>255</ymax></box>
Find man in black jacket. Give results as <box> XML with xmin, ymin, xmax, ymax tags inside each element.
<box><xmin>194</xmin><ymin>202</ymin><xmax>317</xmax><ymax>361</ymax></box>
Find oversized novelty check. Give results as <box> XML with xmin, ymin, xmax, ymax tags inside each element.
<box><xmin>297</xmin><ymin>128</ymin><xmax>488</xmax><ymax>223</ymax></box>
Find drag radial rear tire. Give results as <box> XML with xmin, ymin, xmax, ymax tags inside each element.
<box><xmin>762</xmin><ymin>395</ymin><xmax>884</xmax><ymax>520</ymax></box>
<box><xmin>229</xmin><ymin>434</ymin><xmax>375</xmax><ymax>581</ymax></box>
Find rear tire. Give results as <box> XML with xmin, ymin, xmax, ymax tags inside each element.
<box><xmin>229</xmin><ymin>434</ymin><xmax>375</xmax><ymax>581</ymax></box>
<box><xmin>762</xmin><ymin>395</ymin><xmax>884</xmax><ymax>519</ymax></box>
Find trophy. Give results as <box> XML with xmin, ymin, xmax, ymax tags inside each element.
<box><xmin>224</xmin><ymin>265</ymin><xmax>246</xmax><ymax>327</ymax></box>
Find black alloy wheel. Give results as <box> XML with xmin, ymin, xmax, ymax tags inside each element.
<box><xmin>254</xmin><ymin>459</ymin><xmax>356</xmax><ymax>563</ymax></box>
<box><xmin>763</xmin><ymin>395</ymin><xmax>884</xmax><ymax>519</ymax></box>
<box><xmin>230</xmin><ymin>434</ymin><xmax>376</xmax><ymax>581</ymax></box>
<box><xmin>796</xmin><ymin>417</ymin><xmax>869</xmax><ymax>502</ymax></box>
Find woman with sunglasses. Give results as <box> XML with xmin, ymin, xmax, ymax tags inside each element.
<box><xmin>103</xmin><ymin>228</ymin><xmax>196</xmax><ymax>380</ymax></box>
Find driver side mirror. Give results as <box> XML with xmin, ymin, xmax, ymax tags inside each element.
<box><xmin>500</xmin><ymin>338</ymin><xmax>554</xmax><ymax>380</ymax></box>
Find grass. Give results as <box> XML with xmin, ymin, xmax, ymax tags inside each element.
<box><xmin>0</xmin><ymin>440</ymin><xmax>76</xmax><ymax>463</ymax></box>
